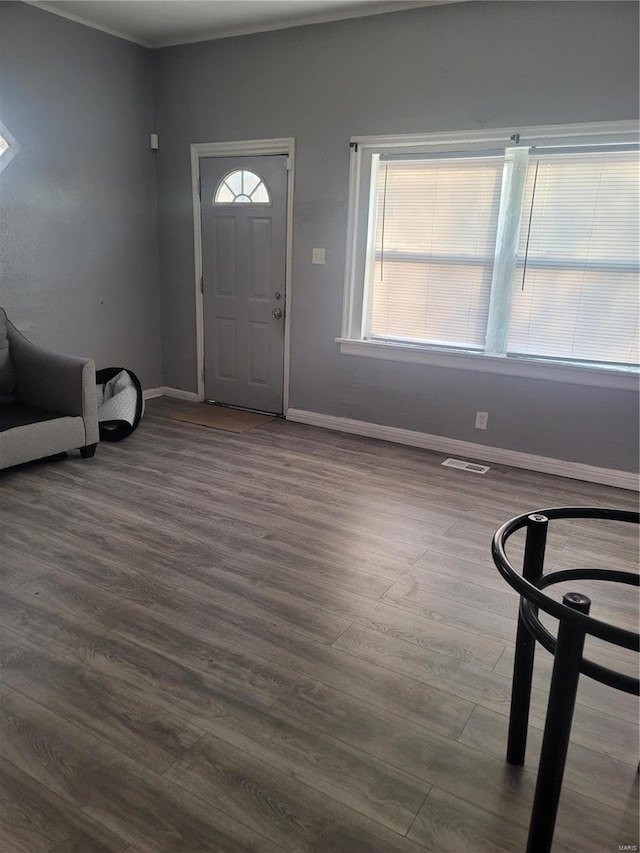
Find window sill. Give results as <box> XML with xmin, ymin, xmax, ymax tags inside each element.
<box><xmin>335</xmin><ymin>338</ymin><xmax>639</xmax><ymax>391</ymax></box>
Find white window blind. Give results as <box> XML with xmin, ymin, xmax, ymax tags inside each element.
<box><xmin>370</xmin><ymin>156</ymin><xmax>503</xmax><ymax>349</ymax></box>
<box><xmin>508</xmin><ymin>151</ymin><xmax>640</xmax><ymax>366</ymax></box>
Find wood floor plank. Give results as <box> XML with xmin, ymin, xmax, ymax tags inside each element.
<box><xmin>333</xmin><ymin>621</ymin><xmax>518</xmax><ymax>709</ymax></box>
<box><xmin>3</xmin><ymin>578</ymin><xmax>299</xmax><ymax>712</ymax></box>
<box><xmin>22</xmin><ymin>563</ymin><xmax>476</xmax><ymax>741</ymax></box>
<box><xmin>398</xmin><ymin>549</ymin><xmax>515</xmax><ymax>593</ymax></box>
<box><xmin>80</xmin><ymin>433</ymin><xmax>435</xmax><ymax>543</ymax></box>
<box><xmin>407</xmin><ymin>787</ymin><xmax>603</xmax><ymax>853</ymax></box>
<box><xmin>152</xmin><ymin>598</ymin><xmax>477</xmax><ymax>740</ymax></box>
<box><xmin>0</xmin><ymin>692</ymin><xmax>283</xmax><ymax>853</ymax></box>
<box><xmin>264</xmin><ymin>519</ymin><xmax>428</xmax><ymax>564</ymax></box>
<box><xmin>219</xmin><ymin>528</ymin><xmax>423</xmax><ymax>596</ymax></box>
<box><xmin>154</xmin><ymin>426</ymin><xmax>456</xmax><ymax>530</ymax></box>
<box><xmin>11</xmin><ymin>460</ymin><xmax>275</xmax><ymax>548</ymax></box>
<box><xmin>407</xmin><ymin>787</ymin><xmax>532</xmax><ymax>853</ymax></box>
<box><xmin>383</xmin><ymin>571</ymin><xmax>520</xmax><ymax>618</ymax></box>
<box><xmin>379</xmin><ymin>580</ymin><xmax>519</xmax><ymax>643</ymax></box>
<box><xmin>14</xmin><ymin>454</ymin><xmax>433</xmax><ymax>603</ymax></box>
<box><xmin>0</xmin><ymin>582</ymin><xmax>431</xmax><ymax>835</ymax></box>
<box><xmin>2</xmin><ymin>521</ymin><xmax>352</xmax><ymax>646</ymax></box>
<box><xmin>0</xmin><ymin>548</ymin><xmax>51</xmax><ymax>588</ymax></box>
<box><xmin>543</xmin><ymin>782</ymin><xmax>639</xmax><ymax>853</ymax></box>
<box><xmin>333</xmin><ymin>623</ymin><xmax>638</xmax><ymax>763</ymax></box>
<box><xmin>444</xmin><ymin>515</ymin><xmax>571</xmax><ymax>554</ymax></box>
<box><xmin>166</xmin><ymin>732</ymin><xmax>427</xmax><ymax>853</ymax></box>
<box><xmin>458</xmin><ymin>705</ymin><xmax>639</xmax><ymax>811</ymax></box>
<box><xmin>218</xmin><ymin>547</ymin><xmax>394</xmax><ymax>601</ymax></box>
<box><xmin>274</xmin><ymin>675</ymin><xmax>538</xmax><ymax>818</ymax></box>
<box><xmin>3</xmin><ymin>490</ymin><xmax>499</xmax><ymax>676</ymax></box>
<box><xmin>412</xmin><ymin>527</ymin><xmax>566</xmax><ymax>576</ymax></box>
<box><xmin>22</xmin><ymin>571</ymin><xmax>300</xmax><ymax>706</ymax></box>
<box><xmin>553</xmin><ymin>542</ymin><xmax>640</xmax><ymax>573</ymax></box>
<box><xmin>0</xmin><ymin>753</ymin><xmax>128</xmax><ymax>853</ymax></box>
<box><xmin>494</xmin><ymin>642</ymin><xmax>639</xmax><ymax>723</ymax></box>
<box><xmin>0</xmin><ymin>624</ymin><xmax>202</xmax><ymax>774</ymax></box>
<box><xmin>198</xmin><ymin>558</ymin><xmax>506</xmax><ymax>669</ymax></box>
<box><xmin>95</xmin><ymin>419</ymin><xmax>500</xmax><ymax>542</ymax></box>
<box><xmin>50</xmin><ymin>442</ymin><xmax>434</xmax><ymax>563</ymax></box>
<box><xmin>166</xmin><ymin>686</ymin><xmax>431</xmax><ymax>835</ymax></box>
<box><xmin>273</xmin><ymin>677</ymin><xmax>638</xmax><ymax>852</ymax></box>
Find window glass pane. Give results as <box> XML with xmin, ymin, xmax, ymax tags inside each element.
<box><xmin>251</xmin><ymin>183</ymin><xmax>270</xmax><ymax>203</ymax></box>
<box><xmin>509</xmin><ymin>269</ymin><xmax>639</xmax><ymax>364</ymax></box>
<box><xmin>509</xmin><ymin>151</ymin><xmax>639</xmax><ymax>365</ymax></box>
<box><xmin>216</xmin><ymin>185</ymin><xmax>235</xmax><ymax>203</ymax></box>
<box><xmin>226</xmin><ymin>171</ymin><xmax>243</xmax><ymax>195</ymax></box>
<box><xmin>214</xmin><ymin>170</ymin><xmax>270</xmax><ymax>204</ymax></box>
<box><xmin>370</xmin><ymin>156</ymin><xmax>503</xmax><ymax>348</ymax></box>
<box><xmin>243</xmin><ymin>171</ymin><xmax>260</xmax><ymax>195</ymax></box>
<box><xmin>371</xmin><ymin>259</ymin><xmax>494</xmax><ymax>348</ymax></box>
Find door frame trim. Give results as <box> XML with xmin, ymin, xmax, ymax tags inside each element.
<box><xmin>190</xmin><ymin>137</ymin><xmax>295</xmax><ymax>411</ymax></box>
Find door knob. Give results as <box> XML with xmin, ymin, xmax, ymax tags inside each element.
<box><xmin>272</xmin><ymin>308</ymin><xmax>283</xmax><ymax>319</ymax></box>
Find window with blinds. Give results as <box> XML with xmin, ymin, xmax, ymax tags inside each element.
<box><xmin>363</xmin><ymin>142</ymin><xmax>639</xmax><ymax>371</ymax></box>
<box><xmin>370</xmin><ymin>156</ymin><xmax>503</xmax><ymax>349</ymax></box>
<box><xmin>509</xmin><ymin>151</ymin><xmax>639</xmax><ymax>366</ymax></box>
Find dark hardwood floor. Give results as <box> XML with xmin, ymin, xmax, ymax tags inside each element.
<box><xmin>0</xmin><ymin>395</ymin><xmax>638</xmax><ymax>852</ymax></box>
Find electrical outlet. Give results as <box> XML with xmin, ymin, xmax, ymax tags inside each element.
<box><xmin>475</xmin><ymin>411</ymin><xmax>489</xmax><ymax>430</ymax></box>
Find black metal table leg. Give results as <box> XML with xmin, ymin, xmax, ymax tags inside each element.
<box><xmin>526</xmin><ymin>592</ymin><xmax>591</xmax><ymax>853</ymax></box>
<box><xmin>493</xmin><ymin>507</ymin><xmax>639</xmax><ymax>853</ymax></box>
<box><xmin>507</xmin><ymin>513</ymin><xmax>548</xmax><ymax>766</ymax></box>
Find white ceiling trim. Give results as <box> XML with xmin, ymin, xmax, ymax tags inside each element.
<box><xmin>151</xmin><ymin>1</ymin><xmax>458</xmax><ymax>48</ymax></box>
<box><xmin>24</xmin><ymin>1</ymin><xmax>462</xmax><ymax>49</ymax></box>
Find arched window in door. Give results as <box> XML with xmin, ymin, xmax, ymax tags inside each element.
<box><xmin>214</xmin><ymin>169</ymin><xmax>270</xmax><ymax>204</ymax></box>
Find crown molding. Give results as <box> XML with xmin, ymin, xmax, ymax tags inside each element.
<box><xmin>24</xmin><ymin>1</ymin><xmax>463</xmax><ymax>50</ymax></box>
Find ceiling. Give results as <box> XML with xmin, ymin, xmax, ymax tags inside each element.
<box><xmin>26</xmin><ymin>0</ymin><xmax>461</xmax><ymax>48</ymax></box>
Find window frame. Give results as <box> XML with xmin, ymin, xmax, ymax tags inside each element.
<box><xmin>338</xmin><ymin>121</ymin><xmax>639</xmax><ymax>390</ymax></box>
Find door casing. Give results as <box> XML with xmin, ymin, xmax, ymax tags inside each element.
<box><xmin>190</xmin><ymin>138</ymin><xmax>295</xmax><ymax>410</ymax></box>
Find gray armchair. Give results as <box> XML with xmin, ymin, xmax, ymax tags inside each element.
<box><xmin>0</xmin><ymin>308</ymin><xmax>98</xmax><ymax>470</ymax></box>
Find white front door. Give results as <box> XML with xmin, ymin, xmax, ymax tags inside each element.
<box><xmin>200</xmin><ymin>155</ymin><xmax>287</xmax><ymax>414</ymax></box>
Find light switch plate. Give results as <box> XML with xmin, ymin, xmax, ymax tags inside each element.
<box><xmin>312</xmin><ymin>248</ymin><xmax>326</xmax><ymax>265</ymax></box>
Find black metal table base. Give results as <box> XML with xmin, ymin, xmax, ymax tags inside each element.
<box><xmin>492</xmin><ymin>507</ymin><xmax>639</xmax><ymax>853</ymax></box>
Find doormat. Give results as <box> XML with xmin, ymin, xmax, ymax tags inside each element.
<box><xmin>168</xmin><ymin>404</ymin><xmax>275</xmax><ymax>434</ymax></box>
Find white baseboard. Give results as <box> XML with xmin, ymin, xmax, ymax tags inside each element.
<box><xmin>158</xmin><ymin>386</ymin><xmax>202</xmax><ymax>402</ymax></box>
<box><xmin>286</xmin><ymin>408</ymin><xmax>638</xmax><ymax>491</ymax></box>
<box><xmin>143</xmin><ymin>387</ymin><xmax>164</xmax><ymax>400</ymax></box>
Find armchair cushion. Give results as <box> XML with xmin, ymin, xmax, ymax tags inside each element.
<box><xmin>0</xmin><ymin>404</ymin><xmax>59</xmax><ymax>433</ymax></box>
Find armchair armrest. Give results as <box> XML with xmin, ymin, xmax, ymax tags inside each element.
<box><xmin>7</xmin><ymin>324</ymin><xmax>98</xmax><ymax>445</ymax></box>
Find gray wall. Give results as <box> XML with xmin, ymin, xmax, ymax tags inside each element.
<box><xmin>0</xmin><ymin>2</ymin><xmax>162</xmax><ymax>388</ymax></box>
<box><xmin>154</xmin><ymin>1</ymin><xmax>639</xmax><ymax>472</ymax></box>
<box><xmin>3</xmin><ymin>2</ymin><xmax>636</xmax><ymax>470</ymax></box>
